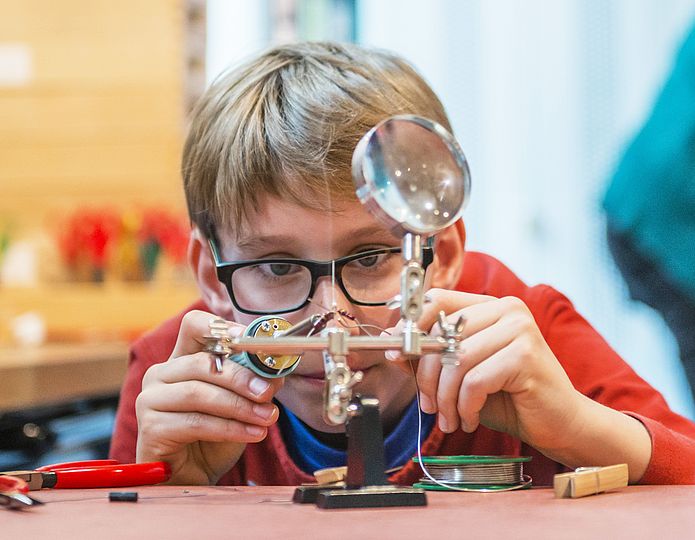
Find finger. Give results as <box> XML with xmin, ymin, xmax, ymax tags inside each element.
<box><xmin>456</xmin><ymin>342</ymin><xmax>518</xmax><ymax>433</ymax></box>
<box><xmin>386</xmin><ymin>290</ymin><xmax>499</xmax><ymax>340</ymax></box>
<box><xmin>151</xmin><ymin>351</ymin><xmax>283</xmax><ymax>403</ymax></box>
<box><xmin>415</xmin><ymin>353</ymin><xmax>442</xmax><ymax>414</ymax></box>
<box><xmin>141</xmin><ymin>379</ymin><xmax>279</xmax><ymax>427</ymax></box>
<box><xmin>383</xmin><ymin>306</ymin><xmax>497</xmax><ymax>413</ymax></box>
<box><xmin>171</xmin><ymin>310</ymin><xmax>245</xmax><ymax>359</ymax></box>
<box><xmin>139</xmin><ymin>410</ymin><xmax>269</xmax><ymax>444</ymax></box>
<box><xmin>436</xmin><ymin>318</ymin><xmax>517</xmax><ymax>431</ymax></box>
<box><xmin>389</xmin><ymin>300</ymin><xmax>511</xmax><ymax>413</ymax></box>
<box><xmin>418</xmin><ymin>288</ymin><xmax>496</xmax><ymax>332</ymax></box>
<box><xmin>430</xmin><ymin>296</ymin><xmax>530</xmax><ymax>341</ymax></box>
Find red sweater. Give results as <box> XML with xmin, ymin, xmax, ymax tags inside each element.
<box><xmin>110</xmin><ymin>252</ymin><xmax>695</xmax><ymax>486</ymax></box>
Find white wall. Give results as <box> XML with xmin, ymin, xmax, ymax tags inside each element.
<box><xmin>206</xmin><ymin>0</ymin><xmax>267</xmax><ymax>84</ymax></box>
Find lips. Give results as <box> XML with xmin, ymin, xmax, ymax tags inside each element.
<box><xmin>291</xmin><ymin>351</ymin><xmax>381</xmax><ymax>384</ymax></box>
<box><xmin>295</xmin><ymin>365</ymin><xmax>373</xmax><ymax>380</ymax></box>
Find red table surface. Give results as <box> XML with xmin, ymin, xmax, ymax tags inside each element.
<box><xmin>2</xmin><ymin>484</ymin><xmax>692</xmax><ymax>539</ymax></box>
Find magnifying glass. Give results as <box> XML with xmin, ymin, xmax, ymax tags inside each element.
<box><xmin>352</xmin><ymin>115</ymin><xmax>471</xmax><ymax>237</ymax></box>
<box><xmin>352</xmin><ymin>115</ymin><xmax>471</xmax><ymax>355</ymax></box>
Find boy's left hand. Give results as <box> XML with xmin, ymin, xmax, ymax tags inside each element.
<box><xmin>385</xmin><ymin>288</ymin><xmax>584</xmax><ymax>454</ymax></box>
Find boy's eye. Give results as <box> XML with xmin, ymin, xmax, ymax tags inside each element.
<box><xmin>267</xmin><ymin>263</ymin><xmax>294</xmax><ymax>276</ymax></box>
<box><xmin>352</xmin><ymin>249</ymin><xmax>397</xmax><ymax>269</ymax></box>
<box><xmin>357</xmin><ymin>254</ymin><xmax>380</xmax><ymax>268</ymax></box>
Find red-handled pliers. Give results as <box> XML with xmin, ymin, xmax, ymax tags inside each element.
<box><xmin>1</xmin><ymin>459</ymin><xmax>171</xmax><ymax>490</ymax></box>
<box><xmin>0</xmin><ymin>475</ymin><xmax>44</xmax><ymax>509</ymax></box>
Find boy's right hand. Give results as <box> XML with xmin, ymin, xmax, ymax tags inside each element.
<box><xmin>135</xmin><ymin>310</ymin><xmax>283</xmax><ymax>485</ymax></box>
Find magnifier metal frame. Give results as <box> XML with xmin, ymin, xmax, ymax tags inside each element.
<box><xmin>351</xmin><ymin>114</ymin><xmax>471</xmax><ymax>236</ymax></box>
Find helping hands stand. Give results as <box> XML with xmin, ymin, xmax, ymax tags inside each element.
<box><xmin>307</xmin><ymin>395</ymin><xmax>427</xmax><ymax>509</ymax></box>
<box><xmin>205</xmin><ymin>115</ymin><xmax>470</xmax><ymax>509</ymax></box>
<box><xmin>229</xmin><ymin>231</ymin><xmax>459</xmax><ymax>508</ymax></box>
<box><xmin>291</xmin><ymin>290</ymin><xmax>430</xmax><ymax>508</ymax></box>
<box><xmin>217</xmin><ymin>232</ymin><xmax>453</xmax><ymax>508</ymax></box>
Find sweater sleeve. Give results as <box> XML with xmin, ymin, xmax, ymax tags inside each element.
<box><xmin>627</xmin><ymin>413</ymin><xmax>695</xmax><ymax>484</ymax></box>
<box><xmin>530</xmin><ymin>285</ymin><xmax>695</xmax><ymax>484</ymax></box>
<box><xmin>109</xmin><ymin>338</ymin><xmax>160</xmax><ymax>463</ymax></box>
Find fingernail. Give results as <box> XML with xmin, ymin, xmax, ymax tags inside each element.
<box><xmin>245</xmin><ymin>424</ymin><xmax>266</xmax><ymax>437</ymax></box>
<box><xmin>249</xmin><ymin>377</ymin><xmax>270</xmax><ymax>396</ymax></box>
<box><xmin>438</xmin><ymin>415</ymin><xmax>448</xmax><ymax>432</ymax></box>
<box><xmin>419</xmin><ymin>393</ymin><xmax>434</xmax><ymax>413</ymax></box>
<box><xmin>253</xmin><ymin>403</ymin><xmax>276</xmax><ymax>420</ymax></box>
<box><xmin>385</xmin><ymin>350</ymin><xmax>399</xmax><ymax>361</ymax></box>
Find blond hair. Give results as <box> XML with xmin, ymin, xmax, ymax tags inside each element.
<box><xmin>182</xmin><ymin>41</ymin><xmax>451</xmax><ymax>237</ymax></box>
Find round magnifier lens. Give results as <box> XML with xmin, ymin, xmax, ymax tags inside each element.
<box><xmin>352</xmin><ymin>115</ymin><xmax>471</xmax><ymax>235</ymax></box>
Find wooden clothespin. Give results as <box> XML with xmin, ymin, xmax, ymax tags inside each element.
<box><xmin>311</xmin><ymin>464</ymin><xmax>402</xmax><ymax>485</ymax></box>
<box><xmin>307</xmin><ymin>466</ymin><xmax>347</xmax><ymax>487</ymax></box>
<box><xmin>553</xmin><ymin>463</ymin><xmax>629</xmax><ymax>499</ymax></box>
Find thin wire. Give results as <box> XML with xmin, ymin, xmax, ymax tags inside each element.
<box><xmin>407</xmin><ymin>357</ymin><xmax>531</xmax><ymax>493</ymax></box>
<box><xmin>330</xmin><ymin>259</ymin><xmax>337</xmax><ymax>311</ymax></box>
<box><xmin>306</xmin><ymin>297</ymin><xmax>383</xmax><ymax>336</ymax></box>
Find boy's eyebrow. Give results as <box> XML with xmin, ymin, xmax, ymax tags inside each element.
<box><xmin>234</xmin><ymin>235</ymin><xmax>297</xmax><ymax>252</ymax></box>
<box><xmin>235</xmin><ymin>226</ymin><xmax>399</xmax><ymax>252</ymax></box>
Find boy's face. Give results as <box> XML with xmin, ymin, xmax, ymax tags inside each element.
<box><xmin>211</xmin><ymin>195</ymin><xmax>432</xmax><ymax>433</ymax></box>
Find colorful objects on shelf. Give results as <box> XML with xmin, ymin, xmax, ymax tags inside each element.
<box><xmin>57</xmin><ymin>208</ymin><xmax>120</xmax><ymax>282</ymax></box>
<box><xmin>0</xmin><ymin>229</ymin><xmax>8</xmax><ymax>264</ymax></box>
<box><xmin>137</xmin><ymin>207</ymin><xmax>189</xmax><ymax>280</ymax></box>
<box><xmin>55</xmin><ymin>206</ymin><xmax>189</xmax><ymax>283</ymax></box>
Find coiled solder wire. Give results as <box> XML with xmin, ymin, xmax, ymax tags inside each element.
<box><xmin>408</xmin><ymin>359</ymin><xmax>532</xmax><ymax>492</ymax></box>
<box><xmin>422</xmin><ymin>462</ymin><xmax>525</xmax><ymax>484</ymax></box>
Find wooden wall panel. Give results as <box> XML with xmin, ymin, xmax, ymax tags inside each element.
<box><xmin>0</xmin><ymin>0</ymin><xmax>187</xmax><ymax>230</ymax></box>
<box><xmin>0</xmin><ymin>0</ymin><xmax>199</xmax><ymax>347</ymax></box>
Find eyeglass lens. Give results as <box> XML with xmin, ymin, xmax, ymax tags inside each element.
<box><xmin>230</xmin><ymin>251</ymin><xmax>403</xmax><ymax>312</ymax></box>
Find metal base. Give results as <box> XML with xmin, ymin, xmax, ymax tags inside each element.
<box><xmin>292</xmin><ymin>484</ymin><xmax>344</xmax><ymax>504</ymax></box>
<box><xmin>316</xmin><ymin>486</ymin><xmax>427</xmax><ymax>509</ymax></box>
<box><xmin>293</xmin><ymin>396</ymin><xmax>427</xmax><ymax>509</ymax></box>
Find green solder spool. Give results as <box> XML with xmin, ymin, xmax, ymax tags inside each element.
<box><xmin>412</xmin><ymin>455</ymin><xmax>532</xmax><ymax>492</ymax></box>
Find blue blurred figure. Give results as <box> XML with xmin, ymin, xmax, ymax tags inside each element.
<box><xmin>604</xmin><ymin>22</ymin><xmax>695</xmax><ymax>400</ymax></box>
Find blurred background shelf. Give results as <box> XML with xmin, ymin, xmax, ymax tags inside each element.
<box><xmin>0</xmin><ymin>340</ymin><xmax>128</xmax><ymax>470</ymax></box>
<box><xmin>0</xmin><ymin>281</ymin><xmax>199</xmax><ymax>469</ymax></box>
<box><xmin>0</xmin><ymin>281</ymin><xmax>199</xmax><ymax>413</ymax></box>
<box><xmin>0</xmin><ymin>282</ymin><xmax>199</xmax><ymax>344</ymax></box>
<box><xmin>0</xmin><ymin>341</ymin><xmax>128</xmax><ymax>412</ymax></box>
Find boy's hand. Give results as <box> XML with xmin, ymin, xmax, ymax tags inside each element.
<box><xmin>385</xmin><ymin>289</ymin><xmax>583</xmax><ymax>453</ymax></box>
<box><xmin>135</xmin><ymin>310</ymin><xmax>283</xmax><ymax>485</ymax></box>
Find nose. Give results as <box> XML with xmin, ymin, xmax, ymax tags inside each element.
<box><xmin>307</xmin><ymin>277</ymin><xmax>363</xmax><ymax>334</ymax></box>
<box><xmin>311</xmin><ymin>276</ymin><xmax>351</xmax><ymax>313</ymax></box>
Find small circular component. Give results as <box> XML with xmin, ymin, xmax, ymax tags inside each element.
<box><xmin>229</xmin><ymin>315</ymin><xmax>302</xmax><ymax>378</ymax></box>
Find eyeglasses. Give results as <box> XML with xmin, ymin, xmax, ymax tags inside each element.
<box><xmin>208</xmin><ymin>237</ymin><xmax>434</xmax><ymax>315</ymax></box>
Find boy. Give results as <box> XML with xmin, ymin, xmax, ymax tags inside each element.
<box><xmin>110</xmin><ymin>42</ymin><xmax>695</xmax><ymax>487</ymax></box>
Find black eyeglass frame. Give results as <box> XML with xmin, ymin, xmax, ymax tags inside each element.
<box><xmin>208</xmin><ymin>235</ymin><xmax>435</xmax><ymax>315</ymax></box>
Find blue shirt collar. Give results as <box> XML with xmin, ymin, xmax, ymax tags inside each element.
<box><xmin>277</xmin><ymin>399</ymin><xmax>436</xmax><ymax>475</ymax></box>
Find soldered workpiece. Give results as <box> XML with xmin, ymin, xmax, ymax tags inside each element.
<box><xmin>203</xmin><ymin>315</ymin><xmax>300</xmax><ymax>378</ymax></box>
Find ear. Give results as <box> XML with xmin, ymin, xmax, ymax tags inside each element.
<box><xmin>187</xmin><ymin>227</ymin><xmax>233</xmax><ymax>318</ymax></box>
<box><xmin>428</xmin><ymin>220</ymin><xmax>466</xmax><ymax>289</ymax></box>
